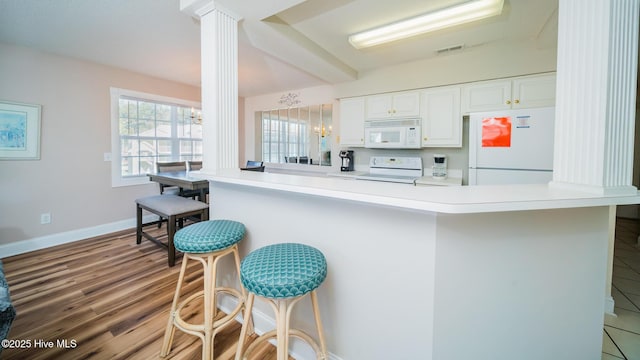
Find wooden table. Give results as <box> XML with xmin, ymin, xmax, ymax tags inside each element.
<box><xmin>148</xmin><ymin>171</ymin><xmax>209</xmax><ymax>202</ymax></box>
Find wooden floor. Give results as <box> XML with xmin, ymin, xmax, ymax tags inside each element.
<box><xmin>1</xmin><ymin>225</ymin><xmax>283</xmax><ymax>360</ymax></box>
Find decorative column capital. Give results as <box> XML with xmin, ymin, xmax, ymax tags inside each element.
<box><xmin>180</xmin><ymin>0</ymin><xmax>241</xmax><ymax>20</ymax></box>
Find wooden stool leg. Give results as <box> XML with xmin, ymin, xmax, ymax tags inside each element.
<box><xmin>167</xmin><ymin>215</ymin><xmax>176</xmax><ymax>267</ymax></box>
<box><xmin>210</xmin><ymin>254</ymin><xmax>218</xmax><ymax>318</ymax></box>
<box><xmin>203</xmin><ymin>254</ymin><xmax>214</xmax><ymax>360</ymax></box>
<box><xmin>235</xmin><ymin>293</ymin><xmax>255</xmax><ymax>360</ymax></box>
<box><xmin>311</xmin><ymin>291</ymin><xmax>328</xmax><ymax>359</ymax></box>
<box><xmin>160</xmin><ymin>254</ymin><xmax>190</xmax><ymax>357</ymax></box>
<box><xmin>276</xmin><ymin>300</ymin><xmax>288</xmax><ymax>360</ymax></box>
<box><xmin>136</xmin><ymin>205</ymin><xmax>142</xmax><ymax>244</ymax></box>
<box><xmin>232</xmin><ymin>245</ymin><xmax>254</xmax><ymax>335</ymax></box>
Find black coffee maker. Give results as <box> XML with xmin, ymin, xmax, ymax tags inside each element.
<box><xmin>339</xmin><ymin>150</ymin><xmax>354</xmax><ymax>172</ymax></box>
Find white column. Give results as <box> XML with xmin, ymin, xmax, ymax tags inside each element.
<box><xmin>181</xmin><ymin>0</ymin><xmax>240</xmax><ymax>172</ymax></box>
<box><xmin>551</xmin><ymin>0</ymin><xmax>639</xmax><ymax>195</ymax></box>
<box><xmin>552</xmin><ymin>0</ymin><xmax>640</xmax><ymax>317</ymax></box>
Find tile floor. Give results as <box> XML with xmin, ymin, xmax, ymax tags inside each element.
<box><xmin>603</xmin><ymin>217</ymin><xmax>640</xmax><ymax>360</ymax></box>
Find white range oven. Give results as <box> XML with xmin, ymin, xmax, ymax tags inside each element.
<box><xmin>355</xmin><ymin>156</ymin><xmax>423</xmax><ymax>184</ymax></box>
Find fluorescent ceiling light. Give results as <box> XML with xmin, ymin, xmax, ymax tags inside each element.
<box><xmin>348</xmin><ymin>0</ymin><xmax>504</xmax><ymax>49</ymax></box>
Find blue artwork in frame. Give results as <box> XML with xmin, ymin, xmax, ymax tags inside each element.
<box><xmin>0</xmin><ymin>110</ymin><xmax>27</xmax><ymax>149</ymax></box>
<box><xmin>0</xmin><ymin>101</ymin><xmax>41</xmax><ymax>160</ymax></box>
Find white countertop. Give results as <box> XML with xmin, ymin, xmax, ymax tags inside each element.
<box><xmin>415</xmin><ymin>176</ymin><xmax>462</xmax><ymax>186</ymax></box>
<box><xmin>195</xmin><ymin>169</ymin><xmax>640</xmax><ymax>214</ymax></box>
<box><xmin>326</xmin><ymin>171</ymin><xmax>366</xmax><ymax>178</ymax></box>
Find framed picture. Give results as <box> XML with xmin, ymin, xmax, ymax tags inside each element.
<box><xmin>0</xmin><ymin>100</ymin><xmax>41</xmax><ymax>160</ymax></box>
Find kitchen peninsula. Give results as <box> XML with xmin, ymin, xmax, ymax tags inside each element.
<box><xmin>198</xmin><ymin>169</ymin><xmax>640</xmax><ymax>360</ymax></box>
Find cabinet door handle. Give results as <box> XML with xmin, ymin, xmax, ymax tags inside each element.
<box><xmin>514</xmin><ymin>99</ymin><xmax>520</xmax><ymax>104</ymax></box>
<box><xmin>506</xmin><ymin>100</ymin><xmax>511</xmax><ymax>105</ymax></box>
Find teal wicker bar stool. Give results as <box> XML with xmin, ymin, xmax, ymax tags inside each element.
<box><xmin>160</xmin><ymin>220</ymin><xmax>249</xmax><ymax>360</ymax></box>
<box><xmin>236</xmin><ymin>243</ymin><xmax>328</xmax><ymax>360</ymax></box>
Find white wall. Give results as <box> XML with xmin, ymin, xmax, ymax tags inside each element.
<box><xmin>0</xmin><ymin>43</ymin><xmax>200</xmax><ymax>248</ymax></box>
<box><xmin>334</xmin><ymin>39</ymin><xmax>557</xmax><ymax>97</ymax></box>
<box><xmin>434</xmin><ymin>207</ymin><xmax>609</xmax><ymax>360</ymax></box>
<box><xmin>242</xmin><ymin>39</ymin><xmax>558</xmax><ymax>180</ymax></box>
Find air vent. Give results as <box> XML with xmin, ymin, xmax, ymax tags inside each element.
<box><xmin>436</xmin><ymin>44</ymin><xmax>465</xmax><ymax>54</ymax></box>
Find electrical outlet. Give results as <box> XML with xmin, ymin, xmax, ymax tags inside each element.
<box><xmin>40</xmin><ymin>213</ymin><xmax>51</xmax><ymax>224</ymax></box>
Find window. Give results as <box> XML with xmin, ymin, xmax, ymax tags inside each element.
<box><xmin>110</xmin><ymin>88</ymin><xmax>202</xmax><ymax>187</ymax></box>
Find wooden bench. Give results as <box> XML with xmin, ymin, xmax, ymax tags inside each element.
<box><xmin>135</xmin><ymin>194</ymin><xmax>209</xmax><ymax>266</ymax></box>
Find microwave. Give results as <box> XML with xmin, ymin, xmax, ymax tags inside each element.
<box><xmin>364</xmin><ymin>118</ymin><xmax>422</xmax><ymax>149</ymax></box>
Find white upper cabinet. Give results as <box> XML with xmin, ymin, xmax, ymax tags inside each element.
<box><xmin>366</xmin><ymin>91</ymin><xmax>420</xmax><ymax>119</ymax></box>
<box><xmin>421</xmin><ymin>86</ymin><xmax>462</xmax><ymax>148</ymax></box>
<box><xmin>462</xmin><ymin>79</ymin><xmax>512</xmax><ymax>113</ymax></box>
<box><xmin>462</xmin><ymin>73</ymin><xmax>556</xmax><ymax>113</ymax></box>
<box><xmin>338</xmin><ymin>97</ymin><xmax>366</xmax><ymax>147</ymax></box>
<box><xmin>511</xmin><ymin>74</ymin><xmax>557</xmax><ymax>109</ymax></box>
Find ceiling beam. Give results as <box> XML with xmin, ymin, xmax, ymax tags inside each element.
<box><xmin>242</xmin><ymin>16</ymin><xmax>358</xmax><ymax>84</ymax></box>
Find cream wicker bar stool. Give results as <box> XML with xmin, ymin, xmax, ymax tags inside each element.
<box><xmin>236</xmin><ymin>243</ymin><xmax>328</xmax><ymax>360</ymax></box>
<box><xmin>160</xmin><ymin>220</ymin><xmax>248</xmax><ymax>359</ymax></box>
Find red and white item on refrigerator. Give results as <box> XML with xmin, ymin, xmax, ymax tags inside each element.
<box><xmin>468</xmin><ymin>107</ymin><xmax>555</xmax><ymax>185</ymax></box>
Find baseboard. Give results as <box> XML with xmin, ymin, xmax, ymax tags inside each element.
<box><xmin>605</xmin><ymin>295</ymin><xmax>616</xmax><ymax>316</ymax></box>
<box><xmin>219</xmin><ymin>296</ymin><xmax>342</xmax><ymax>360</ymax></box>
<box><xmin>0</xmin><ymin>215</ymin><xmax>157</xmax><ymax>258</ymax></box>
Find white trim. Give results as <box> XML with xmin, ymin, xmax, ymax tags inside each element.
<box><xmin>604</xmin><ymin>295</ymin><xmax>616</xmax><ymax>316</ymax></box>
<box><xmin>179</xmin><ymin>0</ymin><xmax>242</xmax><ymax>21</ymax></box>
<box><xmin>549</xmin><ymin>181</ymin><xmax>638</xmax><ymax>196</ymax></box>
<box><xmin>109</xmin><ymin>87</ymin><xmax>202</xmax><ymax>188</ymax></box>
<box><xmin>110</xmin><ymin>87</ymin><xmax>201</xmax><ymax>109</ymax></box>
<box><xmin>0</xmin><ymin>214</ymin><xmax>157</xmax><ymax>258</ymax></box>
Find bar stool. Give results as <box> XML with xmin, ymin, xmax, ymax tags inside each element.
<box><xmin>160</xmin><ymin>220</ymin><xmax>248</xmax><ymax>359</ymax></box>
<box><xmin>236</xmin><ymin>243</ymin><xmax>328</xmax><ymax>360</ymax></box>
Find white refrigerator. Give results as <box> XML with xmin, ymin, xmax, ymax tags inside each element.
<box><xmin>468</xmin><ymin>107</ymin><xmax>554</xmax><ymax>185</ymax></box>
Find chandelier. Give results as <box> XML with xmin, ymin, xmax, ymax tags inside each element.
<box><xmin>190</xmin><ymin>107</ymin><xmax>202</xmax><ymax>124</ymax></box>
<box><xmin>278</xmin><ymin>93</ymin><xmax>301</xmax><ymax>108</ymax></box>
<box><xmin>313</xmin><ymin>125</ymin><xmax>332</xmax><ymax>137</ymax></box>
